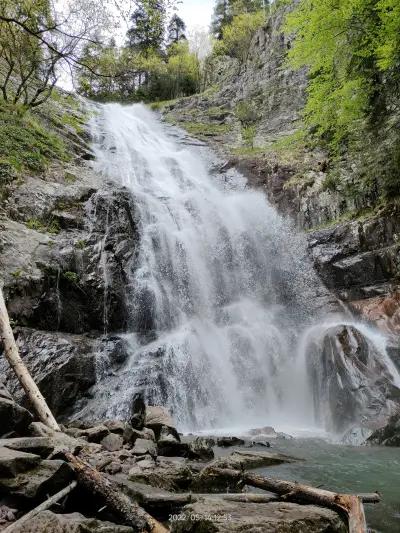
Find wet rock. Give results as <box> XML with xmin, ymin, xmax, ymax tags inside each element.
<box><xmin>367</xmin><ymin>413</ymin><xmax>400</xmax><ymax>446</ymax></box>
<box><xmin>2</xmin><ymin>329</ymin><xmax>97</xmax><ymax>417</ymax></box>
<box><xmin>0</xmin><ymin>447</ymin><xmax>41</xmax><ymax>477</ymax></box>
<box><xmin>123</xmin><ymin>426</ymin><xmax>155</xmax><ymax>445</ymax></box>
<box><xmin>170</xmin><ymin>499</ymin><xmax>347</xmax><ymax>533</ymax></box>
<box><xmin>307</xmin><ymin>325</ymin><xmax>400</xmax><ymax>433</ymax></box>
<box><xmin>217</xmin><ymin>436</ymin><xmax>245</xmax><ymax>448</ymax></box>
<box><xmin>10</xmin><ymin>510</ymin><xmax>134</xmax><ymax>532</ymax></box>
<box><xmin>101</xmin><ymin>433</ymin><xmax>124</xmax><ymax>452</ymax></box>
<box><xmin>187</xmin><ymin>437</ymin><xmax>215</xmax><ymax>461</ymax></box>
<box><xmin>131</xmin><ymin>438</ymin><xmax>157</xmax><ymax>457</ymax></box>
<box><xmin>157</xmin><ymin>426</ymin><xmax>188</xmax><ymax>458</ymax></box>
<box><xmin>341</xmin><ymin>427</ymin><xmax>373</xmax><ymax>446</ymax></box>
<box><xmin>209</xmin><ymin>450</ymin><xmax>298</xmax><ymax>470</ymax></box>
<box><xmin>145</xmin><ymin>406</ymin><xmax>178</xmax><ymax>439</ymax></box>
<box><xmin>248</xmin><ymin>426</ymin><xmax>278</xmax><ymax>438</ymax></box>
<box><xmin>129</xmin><ymin>392</ymin><xmax>146</xmax><ymax>430</ymax></box>
<box><xmin>0</xmin><ymin>459</ymin><xmax>74</xmax><ymax>501</ymax></box>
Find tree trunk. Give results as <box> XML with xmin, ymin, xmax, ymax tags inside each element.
<box><xmin>0</xmin><ymin>287</ymin><xmax>60</xmax><ymax>431</ymax></box>
<box><xmin>2</xmin><ymin>481</ymin><xmax>78</xmax><ymax>532</ymax></box>
<box><xmin>61</xmin><ymin>451</ymin><xmax>168</xmax><ymax>533</ymax></box>
<box><xmin>207</xmin><ymin>467</ymin><xmax>368</xmax><ymax>533</ymax></box>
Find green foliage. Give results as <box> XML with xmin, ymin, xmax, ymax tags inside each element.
<box><xmin>213</xmin><ymin>10</ymin><xmax>265</xmax><ymax>62</ymax></box>
<box><xmin>0</xmin><ymin>101</ymin><xmax>68</xmax><ymax>177</ymax></box>
<box><xmin>286</xmin><ymin>0</ymin><xmax>400</xmax><ymax>197</ymax></box>
<box><xmin>63</xmin><ymin>271</ymin><xmax>79</xmax><ymax>284</ymax></box>
<box><xmin>26</xmin><ymin>217</ymin><xmax>60</xmax><ymax>234</ymax></box>
<box><xmin>242</xmin><ymin>124</ymin><xmax>256</xmax><ymax>147</ymax></box>
<box><xmin>182</xmin><ymin>121</ymin><xmax>231</xmax><ymax>137</ymax></box>
<box><xmin>235</xmin><ymin>101</ymin><xmax>258</xmax><ymax>125</ymax></box>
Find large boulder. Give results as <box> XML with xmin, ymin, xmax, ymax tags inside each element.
<box><xmin>10</xmin><ymin>511</ymin><xmax>133</xmax><ymax>532</ymax></box>
<box><xmin>0</xmin><ymin>459</ymin><xmax>74</xmax><ymax>501</ymax></box>
<box><xmin>0</xmin><ymin>447</ymin><xmax>41</xmax><ymax>477</ymax></box>
<box><xmin>367</xmin><ymin>412</ymin><xmax>400</xmax><ymax>446</ymax></box>
<box><xmin>0</xmin><ymin>382</ymin><xmax>33</xmax><ymax>437</ymax></box>
<box><xmin>145</xmin><ymin>406</ymin><xmax>178</xmax><ymax>439</ymax></box>
<box><xmin>170</xmin><ymin>499</ymin><xmax>347</xmax><ymax>533</ymax></box>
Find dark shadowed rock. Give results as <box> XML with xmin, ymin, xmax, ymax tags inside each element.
<box><xmin>129</xmin><ymin>392</ymin><xmax>146</xmax><ymax>430</ymax></box>
<box><xmin>187</xmin><ymin>437</ymin><xmax>215</xmax><ymax>461</ymax></box>
<box><xmin>123</xmin><ymin>426</ymin><xmax>155</xmax><ymax>445</ymax></box>
<box><xmin>10</xmin><ymin>511</ymin><xmax>134</xmax><ymax>532</ymax></box>
<box><xmin>0</xmin><ymin>459</ymin><xmax>74</xmax><ymax>501</ymax></box>
<box><xmin>0</xmin><ymin>397</ymin><xmax>33</xmax><ymax>437</ymax></box>
<box><xmin>217</xmin><ymin>436</ymin><xmax>245</xmax><ymax>448</ymax></box>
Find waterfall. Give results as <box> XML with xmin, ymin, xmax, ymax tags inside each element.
<box><xmin>83</xmin><ymin>102</ymin><xmax>400</xmax><ymax>435</ymax></box>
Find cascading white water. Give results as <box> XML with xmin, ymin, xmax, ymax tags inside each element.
<box><xmin>85</xmin><ymin>102</ymin><xmax>400</xmax><ymax>434</ymax></box>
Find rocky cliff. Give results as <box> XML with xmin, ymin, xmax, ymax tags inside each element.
<box><xmin>0</xmin><ymin>97</ymin><xmax>138</xmax><ymax>419</ymax></box>
<box><xmin>159</xmin><ymin>3</ymin><xmax>400</xmax><ymax>341</ymax></box>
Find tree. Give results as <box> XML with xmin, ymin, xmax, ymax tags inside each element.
<box><xmin>211</xmin><ymin>0</ymin><xmax>232</xmax><ymax>40</ymax></box>
<box><xmin>127</xmin><ymin>0</ymin><xmax>166</xmax><ymax>55</ymax></box>
<box><xmin>167</xmin><ymin>14</ymin><xmax>186</xmax><ymax>46</ymax></box>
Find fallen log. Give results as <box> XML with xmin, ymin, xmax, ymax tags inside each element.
<box><xmin>61</xmin><ymin>450</ymin><xmax>168</xmax><ymax>533</ymax></box>
<box><xmin>2</xmin><ymin>481</ymin><xmax>78</xmax><ymax>533</ymax></box>
<box><xmin>0</xmin><ymin>286</ymin><xmax>60</xmax><ymax>431</ymax></box>
<box><xmin>208</xmin><ymin>467</ymin><xmax>368</xmax><ymax>533</ymax></box>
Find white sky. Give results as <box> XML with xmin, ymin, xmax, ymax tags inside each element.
<box><xmin>177</xmin><ymin>0</ymin><xmax>214</xmax><ymax>32</ymax></box>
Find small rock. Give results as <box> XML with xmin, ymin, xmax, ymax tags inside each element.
<box><xmin>104</xmin><ymin>420</ymin><xmax>126</xmax><ymax>434</ymax></box>
<box><xmin>131</xmin><ymin>438</ymin><xmax>157</xmax><ymax>457</ymax></box>
<box><xmin>101</xmin><ymin>433</ymin><xmax>124</xmax><ymax>452</ymax></box>
<box><xmin>130</xmin><ymin>392</ymin><xmax>146</xmax><ymax>430</ymax></box>
<box><xmin>217</xmin><ymin>436</ymin><xmax>245</xmax><ymax>447</ymax></box>
<box><xmin>79</xmin><ymin>425</ymin><xmax>110</xmax><ymax>443</ymax></box>
<box><xmin>123</xmin><ymin>427</ymin><xmax>155</xmax><ymax>445</ymax></box>
<box><xmin>105</xmin><ymin>461</ymin><xmax>123</xmax><ymax>475</ymax></box>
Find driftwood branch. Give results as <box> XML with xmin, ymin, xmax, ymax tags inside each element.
<box><xmin>0</xmin><ymin>287</ymin><xmax>168</xmax><ymax>532</ymax></box>
<box><xmin>208</xmin><ymin>468</ymin><xmax>368</xmax><ymax>533</ymax></box>
<box><xmin>60</xmin><ymin>450</ymin><xmax>168</xmax><ymax>533</ymax></box>
<box><xmin>2</xmin><ymin>481</ymin><xmax>78</xmax><ymax>533</ymax></box>
<box><xmin>0</xmin><ymin>287</ymin><xmax>60</xmax><ymax>431</ymax></box>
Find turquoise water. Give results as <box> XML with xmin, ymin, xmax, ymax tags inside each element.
<box><xmin>256</xmin><ymin>439</ymin><xmax>400</xmax><ymax>533</ymax></box>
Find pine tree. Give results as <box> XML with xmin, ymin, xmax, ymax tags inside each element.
<box><xmin>211</xmin><ymin>0</ymin><xmax>232</xmax><ymax>40</ymax></box>
<box><xmin>167</xmin><ymin>14</ymin><xmax>186</xmax><ymax>46</ymax></box>
<box><xmin>127</xmin><ymin>0</ymin><xmax>166</xmax><ymax>55</ymax></box>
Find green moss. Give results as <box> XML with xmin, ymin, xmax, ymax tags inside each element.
<box><xmin>62</xmin><ymin>271</ymin><xmax>79</xmax><ymax>284</ymax></box>
<box><xmin>149</xmin><ymin>99</ymin><xmax>178</xmax><ymax>111</ymax></box>
<box><xmin>0</xmin><ymin>101</ymin><xmax>69</xmax><ymax>177</ymax></box>
<box><xmin>26</xmin><ymin>218</ymin><xmax>60</xmax><ymax>235</ymax></box>
<box><xmin>307</xmin><ymin>207</ymin><xmax>375</xmax><ymax>232</ymax></box>
<box><xmin>64</xmin><ymin>172</ymin><xmax>78</xmax><ymax>184</ymax></box>
<box><xmin>75</xmin><ymin>239</ymin><xmax>86</xmax><ymax>250</ymax></box>
<box><xmin>11</xmin><ymin>269</ymin><xmax>23</xmax><ymax>278</ymax></box>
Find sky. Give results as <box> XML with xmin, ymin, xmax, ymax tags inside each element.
<box><xmin>177</xmin><ymin>0</ymin><xmax>214</xmax><ymax>32</ymax></box>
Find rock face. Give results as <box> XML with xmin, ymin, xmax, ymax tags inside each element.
<box><xmin>367</xmin><ymin>412</ymin><xmax>400</xmax><ymax>446</ymax></box>
<box><xmin>307</xmin><ymin>325</ymin><xmax>400</xmax><ymax>433</ymax></box>
<box><xmin>0</xmin><ymin>151</ymin><xmax>139</xmax><ymax>418</ymax></box>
